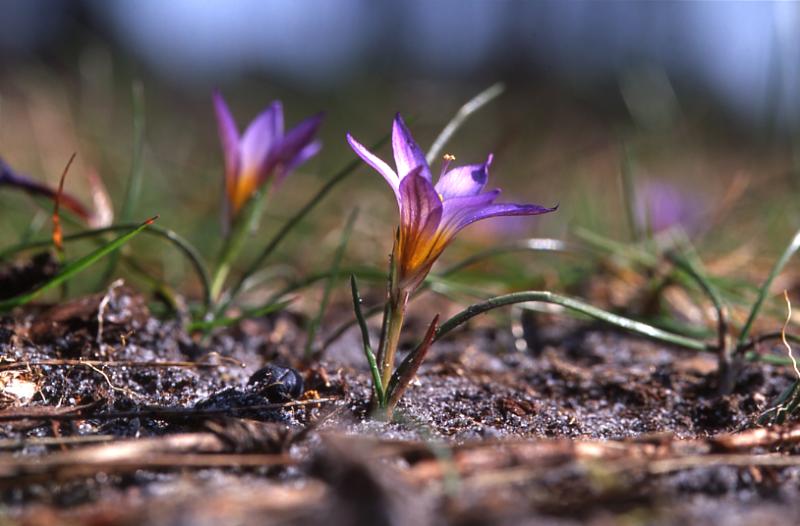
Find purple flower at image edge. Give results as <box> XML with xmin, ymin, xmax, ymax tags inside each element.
<box><xmin>213</xmin><ymin>91</ymin><xmax>323</xmax><ymax>223</ymax></box>
<box><xmin>0</xmin><ymin>158</ymin><xmax>91</xmax><ymax>221</ymax></box>
<box><xmin>347</xmin><ymin>113</ymin><xmax>557</xmax><ymax>291</ymax></box>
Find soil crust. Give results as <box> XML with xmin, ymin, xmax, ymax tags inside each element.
<box><xmin>1</xmin><ymin>286</ymin><xmax>799</xmax><ymax>525</ymax></box>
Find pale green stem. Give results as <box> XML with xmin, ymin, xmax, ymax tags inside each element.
<box><xmin>379</xmin><ymin>292</ymin><xmax>408</xmax><ymax>393</ymax></box>
<box><xmin>210</xmin><ymin>263</ymin><xmax>231</xmax><ymax>301</ymax></box>
<box><xmin>210</xmin><ymin>189</ymin><xmax>266</xmax><ymax>305</ymax></box>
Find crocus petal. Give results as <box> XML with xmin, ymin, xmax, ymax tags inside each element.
<box><xmin>399</xmin><ymin>167</ymin><xmax>442</xmax><ymax>240</ymax></box>
<box><xmin>213</xmin><ymin>91</ymin><xmax>240</xmax><ymax>185</ymax></box>
<box><xmin>635</xmin><ymin>181</ymin><xmax>701</xmax><ymax>234</ymax></box>
<box><xmin>264</xmin><ymin>112</ymin><xmax>323</xmax><ymax>181</ymax></box>
<box><xmin>435</xmin><ymin>154</ymin><xmax>493</xmax><ymax>199</ymax></box>
<box><xmin>228</xmin><ymin>173</ymin><xmax>261</xmax><ymax>216</ymax></box>
<box><xmin>239</xmin><ymin>101</ymin><xmax>283</xmax><ymax>176</ymax></box>
<box><xmin>392</xmin><ymin>114</ymin><xmax>432</xmax><ymax>182</ymax></box>
<box><xmin>435</xmin><ymin>190</ymin><xmax>499</xmax><ymax>240</ymax></box>
<box><xmin>397</xmin><ymin>168</ymin><xmax>443</xmax><ymax>285</ymax></box>
<box><xmin>347</xmin><ymin>133</ymin><xmax>400</xmax><ymax>199</ymax></box>
<box><xmin>448</xmin><ymin>201</ymin><xmax>558</xmax><ymax>234</ymax></box>
<box><xmin>274</xmin><ymin>140</ymin><xmax>321</xmax><ymax>186</ymax></box>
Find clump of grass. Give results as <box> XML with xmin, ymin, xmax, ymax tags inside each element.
<box><xmin>4</xmin><ymin>79</ymin><xmax>800</xmax><ymax>426</ymax></box>
<box><xmin>0</xmin><ymin>217</ymin><xmax>156</xmax><ymax>312</ymax></box>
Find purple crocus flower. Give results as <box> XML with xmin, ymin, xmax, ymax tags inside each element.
<box><xmin>347</xmin><ymin>114</ymin><xmax>556</xmax><ymax>291</ymax></box>
<box><xmin>213</xmin><ymin>91</ymin><xmax>323</xmax><ymax>222</ymax></box>
<box><xmin>634</xmin><ymin>180</ymin><xmax>704</xmax><ymax>235</ymax></box>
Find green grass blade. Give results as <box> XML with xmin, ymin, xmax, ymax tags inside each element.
<box><xmin>187</xmin><ymin>298</ymin><xmax>294</xmax><ymax>331</ymax></box>
<box><xmin>121</xmin><ymin>82</ymin><xmax>146</xmax><ymax>222</ymax></box>
<box><xmin>667</xmin><ymin>251</ymin><xmax>728</xmax><ymax>342</ymax></box>
<box><xmin>319</xmin><ymin>237</ymin><xmax>578</xmax><ymax>352</ymax></box>
<box><xmin>0</xmin><ymin>217</ymin><xmax>156</xmax><ymax>311</ymax></box>
<box><xmin>266</xmin><ymin>237</ymin><xmax>570</xmax><ymax>315</ymax></box>
<box><xmin>619</xmin><ymin>143</ymin><xmax>643</xmax><ymax>242</ymax></box>
<box><xmin>100</xmin><ymin>81</ymin><xmax>146</xmax><ymax>285</ymax></box>
<box><xmin>262</xmin><ymin>266</ymin><xmax>386</xmax><ymax>306</ymax></box>
<box><xmin>745</xmin><ymin>351</ymin><xmax>796</xmax><ymax>367</ymax></box>
<box><xmin>434</xmin><ymin>290</ymin><xmax>709</xmax><ymax>351</ymax></box>
<box><xmin>737</xmin><ymin>228</ymin><xmax>800</xmax><ymax>346</ymax></box>
<box><xmin>350</xmin><ymin>274</ymin><xmax>384</xmax><ymax>402</ymax></box>
<box><xmin>438</xmin><ymin>238</ymin><xmax>576</xmax><ymax>276</ymax></box>
<box><xmin>218</xmin><ymin>132</ymin><xmax>391</xmax><ymax>314</ymax></box>
<box><xmin>210</xmin><ymin>188</ymin><xmax>267</xmax><ymax>301</ymax></box>
<box><xmin>304</xmin><ymin>208</ymin><xmax>358</xmax><ymax>358</ymax></box>
<box><xmin>667</xmin><ymin>249</ymin><xmax>733</xmax><ymax>392</ymax></box>
<box><xmin>427</xmin><ymin>83</ymin><xmax>505</xmax><ymax>164</ymax></box>
<box><xmin>0</xmin><ymin>223</ymin><xmax>212</xmax><ymax>311</ymax></box>
<box><xmin>572</xmin><ymin>227</ymin><xmax>658</xmax><ymax>266</ymax></box>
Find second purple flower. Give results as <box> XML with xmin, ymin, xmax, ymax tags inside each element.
<box><xmin>214</xmin><ymin>91</ymin><xmax>323</xmax><ymax>224</ymax></box>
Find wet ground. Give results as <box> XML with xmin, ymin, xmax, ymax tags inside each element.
<box><xmin>2</xmin><ymin>284</ymin><xmax>800</xmax><ymax>525</ymax></box>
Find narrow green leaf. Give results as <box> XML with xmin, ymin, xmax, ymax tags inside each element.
<box><xmin>619</xmin><ymin>143</ymin><xmax>644</xmax><ymax>242</ymax></box>
<box><xmin>350</xmin><ymin>274</ymin><xmax>384</xmax><ymax>401</ymax></box>
<box><xmin>434</xmin><ymin>290</ymin><xmax>709</xmax><ymax>351</ymax></box>
<box><xmin>210</xmin><ymin>188</ymin><xmax>267</xmax><ymax>301</ymax></box>
<box><xmin>100</xmin><ymin>81</ymin><xmax>146</xmax><ymax>285</ymax></box>
<box><xmin>304</xmin><ymin>208</ymin><xmax>358</xmax><ymax>358</ymax></box>
<box><xmin>121</xmin><ymin>82</ymin><xmax>146</xmax><ymax>222</ymax></box>
<box><xmin>0</xmin><ymin>217</ymin><xmax>156</xmax><ymax>311</ymax></box>
<box><xmin>375</xmin><ymin>250</ymin><xmax>400</xmax><ymax>389</ymax></box>
<box><xmin>0</xmin><ymin>222</ymin><xmax>212</xmax><ymax>311</ymax></box>
<box><xmin>667</xmin><ymin>249</ymin><xmax>733</xmax><ymax>393</ymax></box>
<box><xmin>320</xmin><ymin>237</ymin><xmax>579</xmax><ymax>353</ymax></box>
<box><xmin>262</xmin><ymin>265</ymin><xmax>386</xmax><ymax>307</ymax></box>
<box><xmin>738</xmin><ymin>228</ymin><xmax>800</xmax><ymax>346</ymax></box>
<box><xmin>437</xmin><ymin>238</ymin><xmax>576</xmax><ymax>276</ymax></box>
<box><xmin>427</xmin><ymin>82</ymin><xmax>505</xmax><ymax>164</ymax></box>
<box><xmin>745</xmin><ymin>351</ymin><xmax>796</xmax><ymax>366</ymax></box>
<box><xmin>572</xmin><ymin>227</ymin><xmax>658</xmax><ymax>266</ymax></box>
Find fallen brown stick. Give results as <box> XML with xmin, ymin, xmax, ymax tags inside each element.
<box><xmin>0</xmin><ymin>401</ymin><xmax>99</xmax><ymax>422</ymax></box>
<box><xmin>0</xmin><ymin>432</ymin><xmax>292</xmax><ymax>487</ymax></box>
<box><xmin>0</xmin><ymin>434</ymin><xmax>116</xmax><ymax>450</ymax></box>
<box><xmin>710</xmin><ymin>423</ymin><xmax>800</xmax><ymax>451</ymax></box>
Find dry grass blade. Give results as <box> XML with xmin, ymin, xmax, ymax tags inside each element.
<box><xmin>51</xmin><ymin>153</ymin><xmax>76</xmax><ymax>255</ymax></box>
<box><xmin>0</xmin><ymin>432</ymin><xmax>292</xmax><ymax>487</ymax></box>
<box><xmin>0</xmin><ymin>435</ymin><xmax>116</xmax><ymax>450</ymax></box>
<box><xmin>0</xmin><ymin>401</ymin><xmax>99</xmax><ymax>421</ymax></box>
<box><xmin>781</xmin><ymin>290</ymin><xmax>800</xmax><ymax>379</ymax></box>
<box><xmin>644</xmin><ymin>454</ymin><xmax>800</xmax><ymax>475</ymax></box>
<box><xmin>711</xmin><ymin>423</ymin><xmax>800</xmax><ymax>451</ymax></box>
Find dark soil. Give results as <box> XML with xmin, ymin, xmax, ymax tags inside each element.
<box><xmin>2</xmin><ymin>285</ymin><xmax>800</xmax><ymax>525</ymax></box>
